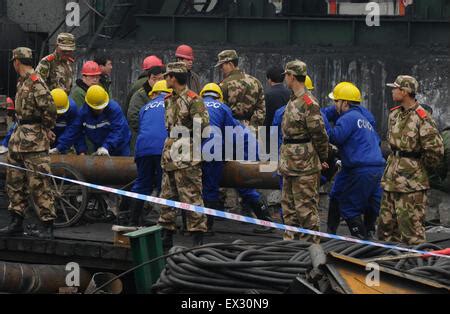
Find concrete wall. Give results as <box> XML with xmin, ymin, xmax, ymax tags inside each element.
<box><xmin>79</xmin><ymin>44</ymin><xmax>450</xmax><ymax>136</ymax></box>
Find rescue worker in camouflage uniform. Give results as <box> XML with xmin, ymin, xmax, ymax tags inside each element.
<box><xmin>0</xmin><ymin>47</ymin><xmax>57</xmax><ymax>239</ymax></box>
<box><xmin>157</xmin><ymin>62</ymin><xmax>210</xmax><ymax>248</ymax></box>
<box><xmin>215</xmin><ymin>50</ymin><xmax>266</xmax><ymax>130</ymax></box>
<box><xmin>279</xmin><ymin>60</ymin><xmax>329</xmax><ymax>243</ymax></box>
<box><xmin>35</xmin><ymin>33</ymin><xmax>75</xmax><ymax>94</ymax></box>
<box><xmin>378</xmin><ymin>75</ymin><xmax>444</xmax><ymax>245</ymax></box>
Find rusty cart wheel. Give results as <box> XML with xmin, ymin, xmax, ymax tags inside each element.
<box><xmin>32</xmin><ymin>162</ymin><xmax>88</xmax><ymax>228</ymax></box>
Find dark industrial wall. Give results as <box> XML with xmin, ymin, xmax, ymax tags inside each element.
<box><xmin>80</xmin><ymin>44</ymin><xmax>450</xmax><ymax>136</ymax></box>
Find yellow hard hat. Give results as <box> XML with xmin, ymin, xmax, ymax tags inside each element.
<box><xmin>328</xmin><ymin>82</ymin><xmax>362</xmax><ymax>103</ymax></box>
<box><xmin>85</xmin><ymin>85</ymin><xmax>109</xmax><ymax>110</ymax></box>
<box><xmin>305</xmin><ymin>75</ymin><xmax>314</xmax><ymax>91</ymax></box>
<box><xmin>148</xmin><ymin>80</ymin><xmax>172</xmax><ymax>98</ymax></box>
<box><xmin>51</xmin><ymin>88</ymin><xmax>70</xmax><ymax>114</ymax></box>
<box><xmin>200</xmin><ymin>83</ymin><xmax>224</xmax><ymax>102</ymax></box>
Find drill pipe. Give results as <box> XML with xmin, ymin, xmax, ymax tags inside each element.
<box><xmin>0</xmin><ymin>261</ymin><xmax>91</xmax><ymax>294</ymax></box>
<box><xmin>0</xmin><ymin>155</ymin><xmax>279</xmax><ymax>189</ymax></box>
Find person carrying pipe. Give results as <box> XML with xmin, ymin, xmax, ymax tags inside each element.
<box><xmin>321</xmin><ymin>82</ymin><xmax>385</xmax><ymax>240</ymax></box>
<box><xmin>121</xmin><ymin>80</ymin><xmax>171</xmax><ymax>226</ymax></box>
<box><xmin>199</xmin><ymin>83</ymin><xmax>273</xmax><ymax>234</ymax></box>
<box><xmin>49</xmin><ymin>85</ymin><xmax>131</xmax><ymax>157</ymax></box>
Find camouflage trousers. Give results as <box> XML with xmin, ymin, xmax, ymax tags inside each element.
<box><xmin>377</xmin><ymin>190</ymin><xmax>426</xmax><ymax>245</ymax></box>
<box><xmin>158</xmin><ymin>165</ymin><xmax>207</xmax><ymax>232</ymax></box>
<box><xmin>6</xmin><ymin>151</ymin><xmax>56</xmax><ymax>222</ymax></box>
<box><xmin>281</xmin><ymin>173</ymin><xmax>321</xmax><ymax>243</ymax></box>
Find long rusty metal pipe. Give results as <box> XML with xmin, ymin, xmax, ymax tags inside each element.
<box><xmin>0</xmin><ymin>261</ymin><xmax>91</xmax><ymax>294</ymax></box>
<box><xmin>0</xmin><ymin>155</ymin><xmax>279</xmax><ymax>189</ymax></box>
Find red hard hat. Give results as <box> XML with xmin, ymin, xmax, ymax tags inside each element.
<box><xmin>175</xmin><ymin>45</ymin><xmax>194</xmax><ymax>61</ymax></box>
<box><xmin>6</xmin><ymin>97</ymin><xmax>14</xmax><ymax>110</ymax></box>
<box><xmin>81</xmin><ymin>61</ymin><xmax>102</xmax><ymax>76</ymax></box>
<box><xmin>142</xmin><ymin>55</ymin><xmax>164</xmax><ymax>71</ymax></box>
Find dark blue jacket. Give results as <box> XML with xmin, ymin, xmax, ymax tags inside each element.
<box><xmin>321</xmin><ymin>105</ymin><xmax>385</xmax><ymax>169</ymax></box>
<box><xmin>2</xmin><ymin>123</ymin><xmax>16</xmax><ymax>147</ymax></box>
<box><xmin>135</xmin><ymin>93</ymin><xmax>168</xmax><ymax>158</ymax></box>
<box><xmin>54</xmin><ymin>98</ymin><xmax>84</xmax><ymax>151</ymax></box>
<box><xmin>203</xmin><ymin>96</ymin><xmax>258</xmax><ymax>161</ymax></box>
<box><xmin>57</xmin><ymin>99</ymin><xmax>131</xmax><ymax>156</ymax></box>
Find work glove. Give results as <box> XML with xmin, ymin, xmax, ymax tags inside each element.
<box><xmin>336</xmin><ymin>160</ymin><xmax>342</xmax><ymax>169</ymax></box>
<box><xmin>0</xmin><ymin>145</ymin><xmax>8</xmax><ymax>154</ymax></box>
<box><xmin>94</xmin><ymin>147</ymin><xmax>110</xmax><ymax>156</ymax></box>
<box><xmin>49</xmin><ymin>148</ymin><xmax>60</xmax><ymax>155</ymax></box>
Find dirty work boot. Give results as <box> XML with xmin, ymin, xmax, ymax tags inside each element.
<box><xmin>247</xmin><ymin>199</ymin><xmax>274</xmax><ymax>234</ymax></box>
<box><xmin>191</xmin><ymin>231</ymin><xmax>204</xmax><ymax>247</ymax></box>
<box><xmin>129</xmin><ymin>199</ymin><xmax>145</xmax><ymax>227</ymax></box>
<box><xmin>161</xmin><ymin>228</ymin><xmax>174</xmax><ymax>250</ymax></box>
<box><xmin>0</xmin><ymin>212</ymin><xmax>24</xmax><ymax>236</ymax></box>
<box><xmin>346</xmin><ymin>216</ymin><xmax>368</xmax><ymax>240</ymax></box>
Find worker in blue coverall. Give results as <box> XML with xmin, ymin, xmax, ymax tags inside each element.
<box><xmin>200</xmin><ymin>83</ymin><xmax>273</xmax><ymax>233</ymax></box>
<box><xmin>121</xmin><ymin>80</ymin><xmax>171</xmax><ymax>226</ymax></box>
<box><xmin>321</xmin><ymin>82</ymin><xmax>385</xmax><ymax>239</ymax></box>
<box><xmin>1</xmin><ymin>90</ymin><xmax>83</xmax><ymax>154</ymax></box>
<box><xmin>50</xmin><ymin>85</ymin><xmax>131</xmax><ymax>156</ymax></box>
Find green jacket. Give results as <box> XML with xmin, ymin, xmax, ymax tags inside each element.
<box><xmin>127</xmin><ymin>81</ymin><xmax>152</xmax><ymax>154</ymax></box>
<box><xmin>70</xmin><ymin>79</ymin><xmax>89</xmax><ymax>109</ymax></box>
<box><xmin>125</xmin><ymin>74</ymin><xmax>147</xmax><ymax>115</ymax></box>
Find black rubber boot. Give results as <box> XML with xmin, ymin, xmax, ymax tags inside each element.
<box><xmin>116</xmin><ymin>197</ymin><xmax>131</xmax><ymax>226</ymax></box>
<box><xmin>204</xmin><ymin>200</ymin><xmax>223</xmax><ymax>233</ymax></box>
<box><xmin>327</xmin><ymin>198</ymin><xmax>341</xmax><ymax>234</ymax></box>
<box><xmin>161</xmin><ymin>228</ymin><xmax>174</xmax><ymax>250</ymax></box>
<box><xmin>0</xmin><ymin>212</ymin><xmax>24</xmax><ymax>236</ymax></box>
<box><xmin>346</xmin><ymin>216</ymin><xmax>368</xmax><ymax>240</ymax></box>
<box><xmin>191</xmin><ymin>231</ymin><xmax>204</xmax><ymax>247</ymax></box>
<box><xmin>364</xmin><ymin>209</ymin><xmax>378</xmax><ymax>240</ymax></box>
<box><xmin>247</xmin><ymin>199</ymin><xmax>273</xmax><ymax>234</ymax></box>
<box><xmin>129</xmin><ymin>199</ymin><xmax>145</xmax><ymax>227</ymax></box>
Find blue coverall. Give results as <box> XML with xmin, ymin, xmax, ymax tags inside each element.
<box><xmin>131</xmin><ymin>93</ymin><xmax>168</xmax><ymax>197</ymax></box>
<box><xmin>201</xmin><ymin>96</ymin><xmax>261</xmax><ymax>205</ymax></box>
<box><xmin>56</xmin><ymin>99</ymin><xmax>131</xmax><ymax>156</ymax></box>
<box><xmin>321</xmin><ymin>105</ymin><xmax>385</xmax><ymax>220</ymax></box>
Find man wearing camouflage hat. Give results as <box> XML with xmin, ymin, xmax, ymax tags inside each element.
<box><xmin>278</xmin><ymin>60</ymin><xmax>329</xmax><ymax>243</ymax></box>
<box><xmin>0</xmin><ymin>47</ymin><xmax>57</xmax><ymax>239</ymax></box>
<box><xmin>36</xmin><ymin>32</ymin><xmax>76</xmax><ymax>94</ymax></box>
<box><xmin>378</xmin><ymin>75</ymin><xmax>444</xmax><ymax>245</ymax></box>
<box><xmin>157</xmin><ymin>62</ymin><xmax>210</xmax><ymax>249</ymax></box>
<box><xmin>216</xmin><ymin>50</ymin><xmax>265</xmax><ymax>130</ymax></box>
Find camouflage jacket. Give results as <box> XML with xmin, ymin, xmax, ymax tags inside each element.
<box><xmin>35</xmin><ymin>52</ymin><xmax>74</xmax><ymax>94</ymax></box>
<box><xmin>382</xmin><ymin>104</ymin><xmax>444</xmax><ymax>192</ymax></box>
<box><xmin>161</xmin><ymin>86</ymin><xmax>210</xmax><ymax>172</ymax></box>
<box><xmin>9</xmin><ymin>72</ymin><xmax>57</xmax><ymax>153</ymax></box>
<box><xmin>219</xmin><ymin>69</ymin><xmax>265</xmax><ymax>128</ymax></box>
<box><xmin>278</xmin><ymin>90</ymin><xmax>329</xmax><ymax>177</ymax></box>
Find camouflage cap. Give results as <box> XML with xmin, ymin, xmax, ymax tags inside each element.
<box><xmin>163</xmin><ymin>62</ymin><xmax>188</xmax><ymax>76</ymax></box>
<box><xmin>57</xmin><ymin>33</ymin><xmax>76</xmax><ymax>51</ymax></box>
<box><xmin>10</xmin><ymin>47</ymin><xmax>33</xmax><ymax>61</ymax></box>
<box><xmin>386</xmin><ymin>75</ymin><xmax>419</xmax><ymax>94</ymax></box>
<box><xmin>214</xmin><ymin>50</ymin><xmax>238</xmax><ymax>67</ymax></box>
<box><xmin>283</xmin><ymin>60</ymin><xmax>307</xmax><ymax>76</ymax></box>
